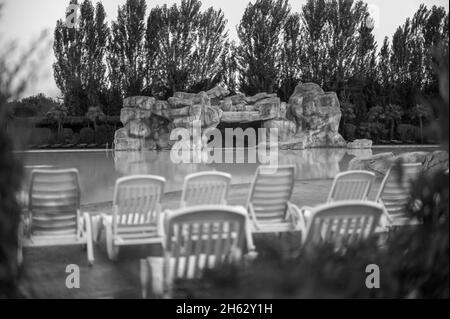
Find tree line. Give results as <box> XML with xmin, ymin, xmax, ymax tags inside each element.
<box><xmin>53</xmin><ymin>0</ymin><xmax>448</xmax><ymax>140</ymax></box>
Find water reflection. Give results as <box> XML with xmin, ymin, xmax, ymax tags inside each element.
<box><xmin>278</xmin><ymin>148</ymin><xmax>347</xmax><ymax>179</ymax></box>
<box><xmin>114</xmin><ymin>148</ymin><xmax>347</xmax><ymax>190</ymax></box>
<box><xmin>114</xmin><ymin>151</ymin><xmax>209</xmax><ymax>191</ymax></box>
<box><xmin>19</xmin><ymin>147</ymin><xmax>430</xmax><ymax>204</ymax></box>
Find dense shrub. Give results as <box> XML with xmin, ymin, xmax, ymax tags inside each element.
<box><xmin>70</xmin><ymin>133</ymin><xmax>80</xmax><ymax>145</ymax></box>
<box><xmin>61</xmin><ymin>128</ymin><xmax>74</xmax><ymax>144</ymax></box>
<box><xmin>174</xmin><ymin>239</ymin><xmax>388</xmax><ymax>299</ymax></box>
<box><xmin>10</xmin><ymin>93</ymin><xmax>59</xmax><ymax>118</ymax></box>
<box><xmin>366</xmin><ymin>123</ymin><xmax>387</xmax><ymax>142</ymax></box>
<box><xmin>28</xmin><ymin>128</ymin><xmax>55</xmax><ymax>145</ymax></box>
<box><xmin>79</xmin><ymin>127</ymin><xmax>94</xmax><ymax>144</ymax></box>
<box><xmin>10</xmin><ymin>102</ymin><xmax>38</xmax><ymax>117</ymax></box>
<box><xmin>0</xmin><ymin>109</ymin><xmax>23</xmax><ymax>298</ymax></box>
<box><xmin>355</xmin><ymin>123</ymin><xmax>370</xmax><ymax>139</ymax></box>
<box><xmin>397</xmin><ymin>124</ymin><xmax>420</xmax><ymax>142</ymax></box>
<box><xmin>343</xmin><ymin>123</ymin><xmax>357</xmax><ymax>141</ymax></box>
<box><xmin>94</xmin><ymin>125</ymin><xmax>111</xmax><ymax>144</ymax></box>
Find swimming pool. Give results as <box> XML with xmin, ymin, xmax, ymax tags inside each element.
<box><xmin>17</xmin><ymin>146</ymin><xmax>439</xmax><ymax>204</ymax></box>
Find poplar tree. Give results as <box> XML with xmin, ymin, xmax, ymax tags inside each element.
<box><xmin>53</xmin><ymin>0</ymin><xmax>109</xmax><ymax>115</ymax></box>
<box><xmin>109</xmin><ymin>0</ymin><xmax>147</xmax><ymax>97</ymax></box>
<box><xmin>145</xmin><ymin>0</ymin><xmax>227</xmax><ymax>97</ymax></box>
<box><xmin>236</xmin><ymin>0</ymin><xmax>291</xmax><ymax>95</ymax></box>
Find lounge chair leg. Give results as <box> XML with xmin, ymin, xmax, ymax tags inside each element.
<box><xmin>92</xmin><ymin>215</ymin><xmax>104</xmax><ymax>244</ymax></box>
<box><xmin>140</xmin><ymin>259</ymin><xmax>149</xmax><ymax>299</ymax></box>
<box><xmin>91</xmin><ymin>216</ymin><xmax>98</xmax><ymax>243</ymax></box>
<box><xmin>17</xmin><ymin>242</ymin><xmax>23</xmax><ymax>267</ymax></box>
<box><xmin>17</xmin><ymin>221</ymin><xmax>24</xmax><ymax>266</ymax></box>
<box><xmin>148</xmin><ymin>257</ymin><xmax>165</xmax><ymax>298</ymax></box>
<box><xmin>84</xmin><ymin>213</ymin><xmax>94</xmax><ymax>266</ymax></box>
<box><xmin>105</xmin><ymin>224</ymin><xmax>119</xmax><ymax>261</ymax></box>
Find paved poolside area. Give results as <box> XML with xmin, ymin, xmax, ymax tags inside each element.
<box><xmin>20</xmin><ymin>178</ymin><xmax>381</xmax><ymax>299</ymax></box>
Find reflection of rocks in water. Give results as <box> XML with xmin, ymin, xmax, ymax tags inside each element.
<box><xmin>114</xmin><ymin>151</ymin><xmax>207</xmax><ymax>191</ymax></box>
<box><xmin>347</xmin><ymin>148</ymin><xmax>373</xmax><ymax>158</ymax></box>
<box><xmin>278</xmin><ymin>148</ymin><xmax>346</xmax><ymax>179</ymax></box>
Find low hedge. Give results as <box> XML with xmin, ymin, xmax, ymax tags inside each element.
<box><xmin>29</xmin><ymin>128</ymin><xmax>56</xmax><ymax>145</ymax></box>
<box><xmin>70</xmin><ymin>133</ymin><xmax>80</xmax><ymax>145</ymax></box>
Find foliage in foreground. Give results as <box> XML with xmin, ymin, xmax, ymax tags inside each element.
<box><xmin>0</xmin><ymin>3</ymin><xmax>48</xmax><ymax>297</ymax></box>
<box><xmin>174</xmin><ymin>168</ymin><xmax>449</xmax><ymax>299</ymax></box>
<box><xmin>0</xmin><ymin>103</ymin><xmax>23</xmax><ymax>298</ymax></box>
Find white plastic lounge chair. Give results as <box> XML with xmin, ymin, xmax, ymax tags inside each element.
<box><xmin>180</xmin><ymin>171</ymin><xmax>231</xmax><ymax>208</ymax></box>
<box><xmin>18</xmin><ymin>169</ymin><xmax>94</xmax><ymax>266</ymax></box>
<box><xmin>140</xmin><ymin>205</ymin><xmax>256</xmax><ymax>299</ymax></box>
<box><xmin>301</xmin><ymin>170</ymin><xmax>376</xmax><ymax>226</ymax></box>
<box><xmin>376</xmin><ymin>162</ymin><xmax>422</xmax><ymax>227</ymax></box>
<box><xmin>300</xmin><ymin>200</ymin><xmax>384</xmax><ymax>251</ymax></box>
<box><xmin>327</xmin><ymin>171</ymin><xmax>376</xmax><ymax>202</ymax></box>
<box><xmin>98</xmin><ymin>175</ymin><xmax>166</xmax><ymax>261</ymax></box>
<box><xmin>17</xmin><ymin>165</ymin><xmax>54</xmax><ymax>207</ymax></box>
<box><xmin>246</xmin><ymin>165</ymin><xmax>303</xmax><ymax>234</ymax></box>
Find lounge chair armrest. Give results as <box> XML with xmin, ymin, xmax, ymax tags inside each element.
<box><xmin>247</xmin><ymin>203</ymin><xmax>261</xmax><ymax>231</ymax></box>
<box><xmin>160</xmin><ymin>209</ymin><xmax>176</xmax><ymax>246</ymax></box>
<box><xmin>245</xmin><ymin>223</ymin><xmax>256</xmax><ymax>253</ymax></box>
<box><xmin>300</xmin><ymin>205</ymin><xmax>314</xmax><ymax>213</ymax></box>
<box><xmin>82</xmin><ymin>212</ymin><xmax>93</xmax><ymax>234</ymax></box>
<box><xmin>377</xmin><ymin>199</ymin><xmax>394</xmax><ymax>224</ymax></box>
<box><xmin>157</xmin><ymin>205</ymin><xmax>165</xmax><ymax>237</ymax></box>
<box><xmin>287</xmin><ymin>202</ymin><xmax>307</xmax><ymax>232</ymax></box>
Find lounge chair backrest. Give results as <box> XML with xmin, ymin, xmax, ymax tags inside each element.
<box><xmin>113</xmin><ymin>175</ymin><xmax>166</xmax><ymax>227</ymax></box>
<box><xmin>180</xmin><ymin>171</ymin><xmax>231</xmax><ymax>207</ymax></box>
<box><xmin>28</xmin><ymin>169</ymin><xmax>80</xmax><ymax>236</ymax></box>
<box><xmin>327</xmin><ymin>171</ymin><xmax>375</xmax><ymax>202</ymax></box>
<box><xmin>247</xmin><ymin>165</ymin><xmax>295</xmax><ymax>224</ymax></box>
<box><xmin>376</xmin><ymin>163</ymin><xmax>422</xmax><ymax>219</ymax></box>
<box><xmin>164</xmin><ymin>205</ymin><xmax>249</xmax><ymax>280</ymax></box>
<box><xmin>304</xmin><ymin>201</ymin><xmax>383</xmax><ymax>248</ymax></box>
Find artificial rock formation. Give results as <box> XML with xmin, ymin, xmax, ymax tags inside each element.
<box><xmin>348</xmin><ymin>150</ymin><xmax>449</xmax><ymax>177</ymax></box>
<box><xmin>347</xmin><ymin>139</ymin><xmax>373</xmax><ymax>149</ymax></box>
<box><xmin>280</xmin><ymin>83</ymin><xmax>346</xmax><ymax>149</ymax></box>
<box><xmin>114</xmin><ymin>82</ymin><xmax>346</xmax><ymax>151</ymax></box>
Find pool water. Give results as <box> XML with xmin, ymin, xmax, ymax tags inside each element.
<box><xmin>17</xmin><ymin>147</ymin><xmax>439</xmax><ymax>204</ymax></box>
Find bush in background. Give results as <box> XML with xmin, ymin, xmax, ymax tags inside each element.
<box><xmin>94</xmin><ymin>125</ymin><xmax>111</xmax><ymax>144</ymax></box>
<box><xmin>343</xmin><ymin>123</ymin><xmax>357</xmax><ymax>141</ymax></box>
<box><xmin>29</xmin><ymin>128</ymin><xmax>56</xmax><ymax>145</ymax></box>
<box><xmin>10</xmin><ymin>93</ymin><xmax>60</xmax><ymax>118</ymax></box>
<box><xmin>61</xmin><ymin>128</ymin><xmax>74</xmax><ymax>144</ymax></box>
<box><xmin>70</xmin><ymin>133</ymin><xmax>80</xmax><ymax>145</ymax></box>
<box><xmin>397</xmin><ymin>124</ymin><xmax>421</xmax><ymax>143</ymax></box>
<box><xmin>79</xmin><ymin>127</ymin><xmax>94</xmax><ymax>144</ymax></box>
<box><xmin>367</xmin><ymin>123</ymin><xmax>387</xmax><ymax>143</ymax></box>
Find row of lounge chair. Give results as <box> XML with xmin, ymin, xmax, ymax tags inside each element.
<box><xmin>17</xmin><ymin>162</ymin><xmax>423</xmax><ymax>297</ymax></box>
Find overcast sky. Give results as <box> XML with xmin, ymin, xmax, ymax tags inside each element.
<box><xmin>0</xmin><ymin>0</ymin><xmax>448</xmax><ymax>98</ymax></box>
